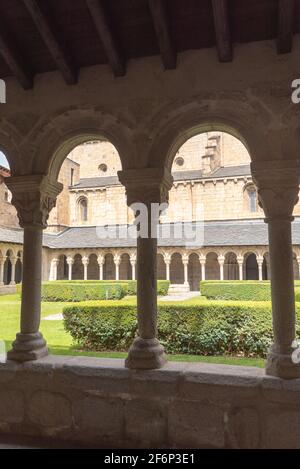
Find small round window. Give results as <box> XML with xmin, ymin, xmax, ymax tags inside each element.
<box><xmin>99</xmin><ymin>164</ymin><xmax>108</xmax><ymax>173</ymax></box>
<box><xmin>175</xmin><ymin>157</ymin><xmax>184</xmax><ymax>167</ymax></box>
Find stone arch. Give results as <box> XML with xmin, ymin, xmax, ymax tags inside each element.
<box><xmin>224</xmin><ymin>251</ymin><xmax>238</xmax><ymax>280</ymax></box>
<box><xmin>170</xmin><ymin>252</ymin><xmax>184</xmax><ymax>284</ymax></box>
<box><xmin>244</xmin><ymin>252</ymin><xmax>259</xmax><ymax>280</ymax></box>
<box><xmin>15</xmin><ymin>251</ymin><xmax>23</xmax><ymax>284</ymax></box>
<box><xmin>119</xmin><ymin>253</ymin><xmax>132</xmax><ymax>280</ymax></box>
<box><xmin>157</xmin><ymin>253</ymin><xmax>166</xmax><ymax>280</ymax></box>
<box><xmin>4</xmin><ymin>249</ymin><xmax>14</xmax><ymax>285</ymax></box>
<box><xmin>77</xmin><ymin>196</ymin><xmax>88</xmax><ymax>223</ymax></box>
<box><xmin>205</xmin><ymin>252</ymin><xmax>219</xmax><ymax>280</ymax></box>
<box><xmin>243</xmin><ymin>182</ymin><xmax>259</xmax><ymax>213</ymax></box>
<box><xmin>0</xmin><ymin>123</ymin><xmax>23</xmax><ymax>174</ymax></box>
<box><xmin>88</xmin><ymin>254</ymin><xmax>99</xmax><ymax>280</ymax></box>
<box><xmin>73</xmin><ymin>254</ymin><xmax>84</xmax><ymax>280</ymax></box>
<box><xmin>188</xmin><ymin>252</ymin><xmax>201</xmax><ymax>291</ymax></box>
<box><xmin>146</xmin><ymin>100</ymin><xmax>266</xmax><ymax>170</ymax></box>
<box><xmin>57</xmin><ymin>254</ymin><xmax>68</xmax><ymax>280</ymax></box>
<box><xmin>104</xmin><ymin>253</ymin><xmax>115</xmax><ymax>280</ymax></box>
<box><xmin>24</xmin><ymin>108</ymin><xmax>135</xmax><ymax>181</ymax></box>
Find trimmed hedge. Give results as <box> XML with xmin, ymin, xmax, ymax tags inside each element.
<box><xmin>200</xmin><ymin>281</ymin><xmax>272</xmax><ymax>301</ymax></box>
<box><xmin>40</xmin><ymin>280</ymin><xmax>170</xmax><ymax>302</ymax></box>
<box><xmin>63</xmin><ymin>300</ymin><xmax>300</xmax><ymax>357</ymax></box>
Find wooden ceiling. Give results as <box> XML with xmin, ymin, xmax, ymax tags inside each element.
<box><xmin>0</xmin><ymin>0</ymin><xmax>299</xmax><ymax>89</ymax></box>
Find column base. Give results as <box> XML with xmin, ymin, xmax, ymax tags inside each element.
<box><xmin>125</xmin><ymin>337</ymin><xmax>167</xmax><ymax>370</ymax></box>
<box><xmin>266</xmin><ymin>346</ymin><xmax>300</xmax><ymax>379</ymax></box>
<box><xmin>7</xmin><ymin>332</ymin><xmax>48</xmax><ymax>362</ymax></box>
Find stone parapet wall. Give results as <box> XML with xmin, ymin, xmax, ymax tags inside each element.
<box><xmin>0</xmin><ymin>356</ymin><xmax>300</xmax><ymax>449</ymax></box>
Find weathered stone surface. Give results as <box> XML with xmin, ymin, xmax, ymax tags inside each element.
<box><xmin>0</xmin><ymin>389</ymin><xmax>24</xmax><ymax>423</ymax></box>
<box><xmin>28</xmin><ymin>391</ymin><xmax>72</xmax><ymax>428</ymax></box>
<box><xmin>226</xmin><ymin>407</ymin><xmax>260</xmax><ymax>449</ymax></box>
<box><xmin>75</xmin><ymin>395</ymin><xmax>123</xmax><ymax>437</ymax></box>
<box><xmin>168</xmin><ymin>400</ymin><xmax>225</xmax><ymax>448</ymax></box>
<box><xmin>262</xmin><ymin>410</ymin><xmax>300</xmax><ymax>449</ymax></box>
<box><xmin>125</xmin><ymin>399</ymin><xmax>167</xmax><ymax>444</ymax></box>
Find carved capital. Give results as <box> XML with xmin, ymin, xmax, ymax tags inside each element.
<box><xmin>6</xmin><ymin>175</ymin><xmax>63</xmax><ymax>229</ymax></box>
<box><xmin>118</xmin><ymin>167</ymin><xmax>173</xmax><ymax>206</ymax></box>
<box><xmin>251</xmin><ymin>160</ymin><xmax>300</xmax><ymax>221</ymax></box>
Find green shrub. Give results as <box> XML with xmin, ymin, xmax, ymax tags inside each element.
<box><xmin>63</xmin><ymin>300</ymin><xmax>300</xmax><ymax>357</ymax></box>
<box><xmin>40</xmin><ymin>280</ymin><xmax>170</xmax><ymax>302</ymax></box>
<box><xmin>200</xmin><ymin>281</ymin><xmax>271</xmax><ymax>301</ymax></box>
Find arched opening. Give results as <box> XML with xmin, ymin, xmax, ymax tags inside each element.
<box><xmin>188</xmin><ymin>253</ymin><xmax>201</xmax><ymax>291</ymax></box>
<box><xmin>57</xmin><ymin>254</ymin><xmax>68</xmax><ymax>280</ymax></box>
<box><xmin>15</xmin><ymin>251</ymin><xmax>22</xmax><ymax>284</ymax></box>
<box><xmin>170</xmin><ymin>253</ymin><xmax>184</xmax><ymax>284</ymax></box>
<box><xmin>3</xmin><ymin>250</ymin><xmax>12</xmax><ymax>285</ymax></box>
<box><xmin>73</xmin><ymin>254</ymin><xmax>84</xmax><ymax>280</ymax></box>
<box><xmin>205</xmin><ymin>252</ymin><xmax>219</xmax><ymax>280</ymax></box>
<box><xmin>157</xmin><ymin>254</ymin><xmax>166</xmax><ymax>280</ymax></box>
<box><xmin>104</xmin><ymin>253</ymin><xmax>116</xmax><ymax>280</ymax></box>
<box><xmin>88</xmin><ymin>254</ymin><xmax>99</xmax><ymax>280</ymax></box>
<box><xmin>224</xmin><ymin>252</ymin><xmax>238</xmax><ymax>280</ymax></box>
<box><xmin>119</xmin><ymin>253</ymin><xmax>132</xmax><ymax>280</ymax></box>
<box><xmin>245</xmin><ymin>253</ymin><xmax>259</xmax><ymax>280</ymax></box>
<box><xmin>78</xmin><ymin>197</ymin><xmax>88</xmax><ymax>223</ymax></box>
<box><xmin>263</xmin><ymin>253</ymin><xmax>269</xmax><ymax>280</ymax></box>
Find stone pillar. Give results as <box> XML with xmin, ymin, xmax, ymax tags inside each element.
<box><xmin>200</xmin><ymin>256</ymin><xmax>206</xmax><ymax>281</ymax></box>
<box><xmin>10</xmin><ymin>257</ymin><xmax>17</xmax><ymax>285</ymax></box>
<box><xmin>118</xmin><ymin>167</ymin><xmax>173</xmax><ymax>369</ymax></box>
<box><xmin>52</xmin><ymin>258</ymin><xmax>59</xmax><ymax>281</ymax></box>
<box><xmin>257</xmin><ymin>255</ymin><xmax>264</xmax><ymax>281</ymax></box>
<box><xmin>82</xmin><ymin>256</ymin><xmax>89</xmax><ymax>281</ymax></box>
<box><xmin>218</xmin><ymin>255</ymin><xmax>225</xmax><ymax>281</ymax></box>
<box><xmin>6</xmin><ymin>175</ymin><xmax>62</xmax><ymax>361</ymax></box>
<box><xmin>0</xmin><ymin>257</ymin><xmax>4</xmax><ymax>285</ymax></box>
<box><xmin>98</xmin><ymin>254</ymin><xmax>104</xmax><ymax>281</ymax></box>
<box><xmin>182</xmin><ymin>253</ymin><xmax>189</xmax><ymax>287</ymax></box>
<box><xmin>130</xmin><ymin>253</ymin><xmax>136</xmax><ymax>281</ymax></box>
<box><xmin>237</xmin><ymin>256</ymin><xmax>244</xmax><ymax>280</ymax></box>
<box><xmin>114</xmin><ymin>254</ymin><xmax>121</xmax><ymax>281</ymax></box>
<box><xmin>67</xmin><ymin>257</ymin><xmax>74</xmax><ymax>281</ymax></box>
<box><xmin>252</xmin><ymin>160</ymin><xmax>300</xmax><ymax>378</ymax></box>
<box><xmin>163</xmin><ymin>253</ymin><xmax>171</xmax><ymax>281</ymax></box>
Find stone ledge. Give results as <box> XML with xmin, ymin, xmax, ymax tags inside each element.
<box><xmin>0</xmin><ymin>356</ymin><xmax>300</xmax><ymax>448</ymax></box>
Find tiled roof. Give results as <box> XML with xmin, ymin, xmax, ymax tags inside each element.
<box><xmin>3</xmin><ymin>217</ymin><xmax>300</xmax><ymax>250</ymax></box>
<box><xmin>71</xmin><ymin>165</ymin><xmax>251</xmax><ymax>190</ymax></box>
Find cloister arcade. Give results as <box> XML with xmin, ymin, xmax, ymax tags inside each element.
<box><xmin>0</xmin><ymin>246</ymin><xmax>22</xmax><ymax>285</ymax></box>
<box><xmin>48</xmin><ymin>247</ymin><xmax>300</xmax><ymax>291</ymax></box>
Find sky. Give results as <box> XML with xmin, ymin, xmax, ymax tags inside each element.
<box><xmin>0</xmin><ymin>151</ymin><xmax>9</xmax><ymax>169</ymax></box>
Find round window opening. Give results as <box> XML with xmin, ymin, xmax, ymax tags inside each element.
<box><xmin>99</xmin><ymin>163</ymin><xmax>108</xmax><ymax>173</ymax></box>
<box><xmin>175</xmin><ymin>157</ymin><xmax>184</xmax><ymax>167</ymax></box>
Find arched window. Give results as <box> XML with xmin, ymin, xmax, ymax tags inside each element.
<box><xmin>78</xmin><ymin>197</ymin><xmax>88</xmax><ymax>222</ymax></box>
<box><xmin>244</xmin><ymin>184</ymin><xmax>258</xmax><ymax>213</ymax></box>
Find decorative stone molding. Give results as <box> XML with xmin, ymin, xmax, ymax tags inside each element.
<box><xmin>97</xmin><ymin>254</ymin><xmax>105</xmax><ymax>266</ymax></box>
<box><xmin>66</xmin><ymin>257</ymin><xmax>74</xmax><ymax>266</ymax></box>
<box><xmin>6</xmin><ymin>175</ymin><xmax>63</xmax><ymax>229</ymax></box>
<box><xmin>251</xmin><ymin>160</ymin><xmax>300</xmax><ymax>221</ymax></box>
<box><xmin>118</xmin><ymin>167</ymin><xmax>173</xmax><ymax>206</ymax></box>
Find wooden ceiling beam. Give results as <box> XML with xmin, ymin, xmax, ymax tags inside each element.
<box><xmin>86</xmin><ymin>0</ymin><xmax>125</xmax><ymax>77</ymax></box>
<box><xmin>148</xmin><ymin>0</ymin><xmax>176</xmax><ymax>69</ymax></box>
<box><xmin>277</xmin><ymin>0</ymin><xmax>295</xmax><ymax>54</ymax></box>
<box><xmin>0</xmin><ymin>27</ymin><xmax>33</xmax><ymax>89</ymax></box>
<box><xmin>211</xmin><ymin>0</ymin><xmax>232</xmax><ymax>62</ymax></box>
<box><xmin>23</xmin><ymin>0</ymin><xmax>77</xmax><ymax>85</ymax></box>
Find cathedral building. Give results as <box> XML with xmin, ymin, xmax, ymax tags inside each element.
<box><xmin>1</xmin><ymin>132</ymin><xmax>300</xmax><ymax>291</ymax></box>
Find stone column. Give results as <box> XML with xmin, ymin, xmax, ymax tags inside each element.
<box><xmin>6</xmin><ymin>175</ymin><xmax>62</xmax><ymax>361</ymax></box>
<box><xmin>67</xmin><ymin>257</ymin><xmax>74</xmax><ymax>281</ymax></box>
<box><xmin>98</xmin><ymin>254</ymin><xmax>105</xmax><ymax>281</ymax></box>
<box><xmin>257</xmin><ymin>255</ymin><xmax>264</xmax><ymax>281</ymax></box>
<box><xmin>130</xmin><ymin>253</ymin><xmax>136</xmax><ymax>281</ymax></box>
<box><xmin>82</xmin><ymin>256</ymin><xmax>89</xmax><ymax>281</ymax></box>
<box><xmin>252</xmin><ymin>160</ymin><xmax>300</xmax><ymax>378</ymax></box>
<box><xmin>118</xmin><ymin>167</ymin><xmax>173</xmax><ymax>369</ymax></box>
<box><xmin>0</xmin><ymin>257</ymin><xmax>4</xmax><ymax>285</ymax></box>
<box><xmin>114</xmin><ymin>254</ymin><xmax>121</xmax><ymax>281</ymax></box>
<box><xmin>218</xmin><ymin>255</ymin><xmax>225</xmax><ymax>281</ymax></box>
<box><xmin>182</xmin><ymin>253</ymin><xmax>189</xmax><ymax>287</ymax></box>
<box><xmin>52</xmin><ymin>258</ymin><xmax>59</xmax><ymax>281</ymax></box>
<box><xmin>200</xmin><ymin>256</ymin><xmax>206</xmax><ymax>281</ymax></box>
<box><xmin>163</xmin><ymin>253</ymin><xmax>171</xmax><ymax>281</ymax></box>
<box><xmin>10</xmin><ymin>257</ymin><xmax>17</xmax><ymax>285</ymax></box>
<box><xmin>237</xmin><ymin>255</ymin><xmax>244</xmax><ymax>280</ymax></box>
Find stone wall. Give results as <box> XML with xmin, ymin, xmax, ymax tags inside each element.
<box><xmin>1</xmin><ymin>356</ymin><xmax>300</xmax><ymax>449</ymax></box>
<box><xmin>0</xmin><ymin>174</ymin><xmax>19</xmax><ymax>229</ymax></box>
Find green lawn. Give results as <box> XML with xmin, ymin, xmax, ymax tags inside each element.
<box><xmin>0</xmin><ymin>294</ymin><xmax>265</xmax><ymax>368</ymax></box>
